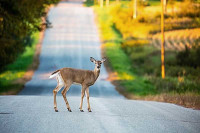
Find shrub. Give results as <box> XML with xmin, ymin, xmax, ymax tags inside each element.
<box><xmin>149</xmin><ymin>77</ymin><xmax>200</xmax><ymax>93</ymax></box>
<box><xmin>176</xmin><ymin>42</ymin><xmax>200</xmax><ymax>68</ymax></box>
<box><xmin>0</xmin><ymin>0</ymin><xmax>60</xmax><ymax>71</ymax></box>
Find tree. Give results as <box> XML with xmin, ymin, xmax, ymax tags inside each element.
<box><xmin>0</xmin><ymin>0</ymin><xmax>60</xmax><ymax>71</ymax></box>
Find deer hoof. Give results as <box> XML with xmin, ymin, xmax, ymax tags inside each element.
<box><xmin>54</xmin><ymin>107</ymin><xmax>58</xmax><ymax>112</ymax></box>
<box><xmin>88</xmin><ymin>109</ymin><xmax>92</xmax><ymax>112</ymax></box>
<box><xmin>67</xmin><ymin>108</ymin><xmax>72</xmax><ymax>112</ymax></box>
<box><xmin>80</xmin><ymin>109</ymin><xmax>84</xmax><ymax>112</ymax></box>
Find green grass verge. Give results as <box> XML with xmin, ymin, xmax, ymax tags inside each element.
<box><xmin>94</xmin><ymin>6</ymin><xmax>156</xmax><ymax>96</ymax></box>
<box><xmin>0</xmin><ymin>32</ymin><xmax>39</xmax><ymax>94</ymax></box>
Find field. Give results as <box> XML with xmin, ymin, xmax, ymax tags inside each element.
<box><xmin>152</xmin><ymin>28</ymin><xmax>200</xmax><ymax>50</ymax></box>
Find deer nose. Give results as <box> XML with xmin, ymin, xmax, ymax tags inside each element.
<box><xmin>97</xmin><ymin>66</ymin><xmax>100</xmax><ymax>69</ymax></box>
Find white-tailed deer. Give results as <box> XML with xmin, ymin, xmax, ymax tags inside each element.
<box><xmin>49</xmin><ymin>57</ymin><xmax>106</xmax><ymax>112</ymax></box>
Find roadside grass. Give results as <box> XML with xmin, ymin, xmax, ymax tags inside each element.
<box><xmin>94</xmin><ymin>6</ymin><xmax>156</xmax><ymax>96</ymax></box>
<box><xmin>0</xmin><ymin>32</ymin><xmax>39</xmax><ymax>94</ymax></box>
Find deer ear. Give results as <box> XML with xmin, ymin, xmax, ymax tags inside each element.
<box><xmin>90</xmin><ymin>57</ymin><xmax>96</xmax><ymax>62</ymax></box>
<box><xmin>101</xmin><ymin>57</ymin><xmax>106</xmax><ymax>62</ymax></box>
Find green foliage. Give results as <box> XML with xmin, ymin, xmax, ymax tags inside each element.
<box><xmin>148</xmin><ymin>0</ymin><xmax>160</xmax><ymax>6</ymax></box>
<box><xmin>149</xmin><ymin>77</ymin><xmax>200</xmax><ymax>94</ymax></box>
<box><xmin>84</xmin><ymin>0</ymin><xmax>94</xmax><ymax>7</ymax></box>
<box><xmin>0</xmin><ymin>0</ymin><xmax>59</xmax><ymax>71</ymax></box>
<box><xmin>176</xmin><ymin>42</ymin><xmax>200</xmax><ymax>68</ymax></box>
<box><xmin>0</xmin><ymin>32</ymin><xmax>39</xmax><ymax>93</ymax></box>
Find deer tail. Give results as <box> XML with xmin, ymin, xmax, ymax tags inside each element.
<box><xmin>49</xmin><ymin>70</ymin><xmax>60</xmax><ymax>79</ymax></box>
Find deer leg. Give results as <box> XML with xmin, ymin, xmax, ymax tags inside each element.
<box><xmin>53</xmin><ymin>84</ymin><xmax>63</xmax><ymax>112</ymax></box>
<box><xmin>86</xmin><ymin>87</ymin><xmax>91</xmax><ymax>112</ymax></box>
<box><xmin>61</xmin><ymin>84</ymin><xmax>72</xmax><ymax>112</ymax></box>
<box><xmin>79</xmin><ymin>86</ymin><xmax>86</xmax><ymax>112</ymax></box>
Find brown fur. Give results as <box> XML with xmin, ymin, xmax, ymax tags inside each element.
<box><xmin>60</xmin><ymin>68</ymin><xmax>100</xmax><ymax>86</ymax></box>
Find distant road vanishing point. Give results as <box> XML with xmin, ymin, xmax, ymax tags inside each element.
<box><xmin>18</xmin><ymin>0</ymin><xmax>122</xmax><ymax>97</ymax></box>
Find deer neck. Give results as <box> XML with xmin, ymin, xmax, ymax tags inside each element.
<box><xmin>94</xmin><ymin>68</ymin><xmax>100</xmax><ymax>80</ymax></box>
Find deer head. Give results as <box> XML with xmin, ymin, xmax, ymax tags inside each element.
<box><xmin>90</xmin><ymin>57</ymin><xmax>106</xmax><ymax>70</ymax></box>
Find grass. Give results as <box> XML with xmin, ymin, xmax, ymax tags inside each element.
<box><xmin>94</xmin><ymin>6</ymin><xmax>156</xmax><ymax>96</ymax></box>
<box><xmin>148</xmin><ymin>0</ymin><xmax>160</xmax><ymax>6</ymax></box>
<box><xmin>0</xmin><ymin>32</ymin><xmax>39</xmax><ymax>94</ymax></box>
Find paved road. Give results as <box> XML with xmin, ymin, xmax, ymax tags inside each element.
<box><xmin>0</xmin><ymin>96</ymin><xmax>200</xmax><ymax>133</ymax></box>
<box><xmin>1</xmin><ymin>1</ymin><xmax>200</xmax><ymax>133</ymax></box>
<box><xmin>19</xmin><ymin>1</ymin><xmax>121</xmax><ymax>97</ymax></box>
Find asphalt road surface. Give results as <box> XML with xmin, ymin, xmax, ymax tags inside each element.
<box><xmin>1</xmin><ymin>1</ymin><xmax>200</xmax><ymax>133</ymax></box>
<box><xmin>0</xmin><ymin>96</ymin><xmax>200</xmax><ymax>133</ymax></box>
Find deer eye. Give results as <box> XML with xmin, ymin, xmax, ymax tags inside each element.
<box><xmin>100</xmin><ymin>62</ymin><xmax>102</xmax><ymax>64</ymax></box>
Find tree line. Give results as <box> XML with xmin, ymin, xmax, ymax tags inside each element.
<box><xmin>0</xmin><ymin>0</ymin><xmax>60</xmax><ymax>71</ymax></box>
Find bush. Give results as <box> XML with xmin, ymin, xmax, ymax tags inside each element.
<box><xmin>149</xmin><ymin>77</ymin><xmax>200</xmax><ymax>94</ymax></box>
<box><xmin>122</xmin><ymin>41</ymin><xmax>200</xmax><ymax>94</ymax></box>
<box><xmin>0</xmin><ymin>0</ymin><xmax>59</xmax><ymax>71</ymax></box>
<box><xmin>176</xmin><ymin>42</ymin><xmax>200</xmax><ymax>68</ymax></box>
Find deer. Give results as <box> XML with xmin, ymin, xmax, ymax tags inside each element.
<box><xmin>49</xmin><ymin>57</ymin><xmax>106</xmax><ymax>112</ymax></box>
